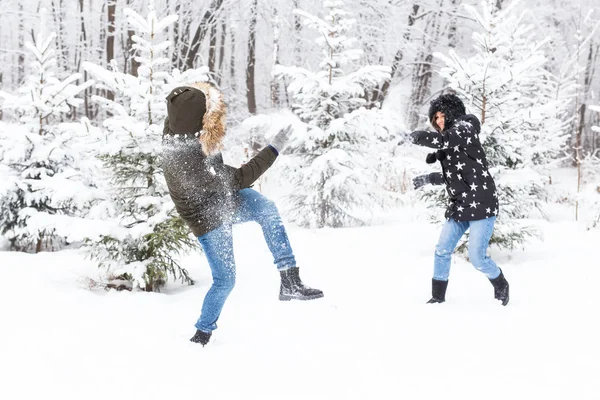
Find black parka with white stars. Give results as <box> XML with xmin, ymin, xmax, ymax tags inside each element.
<box><xmin>411</xmin><ymin>114</ymin><xmax>499</xmax><ymax>221</ymax></box>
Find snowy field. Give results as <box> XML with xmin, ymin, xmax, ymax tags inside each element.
<box><xmin>0</xmin><ymin>171</ymin><xmax>600</xmax><ymax>400</ymax></box>
<box><xmin>1</xmin><ymin>196</ymin><xmax>600</xmax><ymax>400</ymax></box>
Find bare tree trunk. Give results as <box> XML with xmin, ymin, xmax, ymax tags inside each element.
<box><xmin>217</xmin><ymin>18</ymin><xmax>226</xmax><ymax>85</ymax></box>
<box><xmin>292</xmin><ymin>0</ymin><xmax>302</xmax><ymax>67</ymax></box>
<box><xmin>76</xmin><ymin>0</ymin><xmax>91</xmax><ymax>119</ymax></box>
<box><xmin>185</xmin><ymin>1</ymin><xmax>224</xmax><ymax>71</ymax></box>
<box><xmin>581</xmin><ymin>40</ymin><xmax>597</xmax><ymax>152</ymax></box>
<box><xmin>407</xmin><ymin>52</ymin><xmax>434</xmax><ymax>129</ymax></box>
<box><xmin>378</xmin><ymin>4</ymin><xmax>419</xmax><ymax>103</ymax></box>
<box><xmin>50</xmin><ymin>0</ymin><xmax>69</xmax><ymax>75</ymax></box>
<box><xmin>208</xmin><ymin>0</ymin><xmax>223</xmax><ymax>76</ymax></box>
<box><xmin>18</xmin><ymin>4</ymin><xmax>25</xmax><ymax>85</ymax></box>
<box><xmin>285</xmin><ymin>0</ymin><xmax>303</xmax><ymax>107</ymax></box>
<box><xmin>125</xmin><ymin>0</ymin><xmax>140</xmax><ymax>77</ymax></box>
<box><xmin>447</xmin><ymin>0</ymin><xmax>459</xmax><ymax>49</ymax></box>
<box><xmin>106</xmin><ymin>0</ymin><xmax>116</xmax><ymax>101</ymax></box>
<box><xmin>270</xmin><ymin>4</ymin><xmax>280</xmax><ymax>107</ymax></box>
<box><xmin>172</xmin><ymin>2</ymin><xmax>183</xmax><ymax>69</ymax></box>
<box><xmin>406</xmin><ymin>2</ymin><xmax>443</xmax><ymax>129</ymax></box>
<box><xmin>229</xmin><ymin>25</ymin><xmax>236</xmax><ymax>91</ymax></box>
<box><xmin>246</xmin><ymin>0</ymin><xmax>258</xmax><ymax>114</ymax></box>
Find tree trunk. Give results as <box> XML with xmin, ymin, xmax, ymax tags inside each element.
<box><xmin>126</xmin><ymin>0</ymin><xmax>141</xmax><ymax>77</ymax></box>
<box><xmin>378</xmin><ymin>4</ymin><xmax>419</xmax><ymax>103</ymax></box>
<box><xmin>50</xmin><ymin>0</ymin><xmax>69</xmax><ymax>75</ymax></box>
<box><xmin>77</xmin><ymin>0</ymin><xmax>90</xmax><ymax>119</ymax></box>
<box><xmin>407</xmin><ymin>46</ymin><xmax>434</xmax><ymax>129</ymax></box>
<box><xmin>217</xmin><ymin>19</ymin><xmax>226</xmax><ymax>85</ymax></box>
<box><xmin>208</xmin><ymin>0</ymin><xmax>223</xmax><ymax>79</ymax></box>
<box><xmin>230</xmin><ymin>25</ymin><xmax>236</xmax><ymax>91</ymax></box>
<box><xmin>106</xmin><ymin>0</ymin><xmax>116</xmax><ymax>101</ymax></box>
<box><xmin>246</xmin><ymin>0</ymin><xmax>258</xmax><ymax>114</ymax></box>
<box><xmin>18</xmin><ymin>3</ymin><xmax>25</xmax><ymax>85</ymax></box>
<box><xmin>171</xmin><ymin>2</ymin><xmax>183</xmax><ymax>70</ymax></box>
<box><xmin>292</xmin><ymin>0</ymin><xmax>302</xmax><ymax>67</ymax></box>
<box><xmin>447</xmin><ymin>0</ymin><xmax>459</xmax><ymax>49</ymax></box>
<box><xmin>270</xmin><ymin>5</ymin><xmax>280</xmax><ymax>107</ymax></box>
<box><xmin>406</xmin><ymin>3</ymin><xmax>441</xmax><ymax>129</ymax></box>
<box><xmin>185</xmin><ymin>5</ymin><xmax>220</xmax><ymax>71</ymax></box>
<box><xmin>581</xmin><ymin>40</ymin><xmax>596</xmax><ymax>152</ymax></box>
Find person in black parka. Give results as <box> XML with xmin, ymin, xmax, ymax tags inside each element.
<box><xmin>162</xmin><ymin>82</ymin><xmax>323</xmax><ymax>346</ymax></box>
<box><xmin>409</xmin><ymin>93</ymin><xmax>509</xmax><ymax>306</ymax></box>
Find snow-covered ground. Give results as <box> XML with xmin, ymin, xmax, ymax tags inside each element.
<box><xmin>1</xmin><ymin>171</ymin><xmax>600</xmax><ymax>400</ymax></box>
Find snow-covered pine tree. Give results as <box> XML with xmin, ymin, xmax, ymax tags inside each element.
<box><xmin>429</xmin><ymin>0</ymin><xmax>572</xmax><ymax>250</ymax></box>
<box><xmin>83</xmin><ymin>5</ymin><xmax>209</xmax><ymax>292</ymax></box>
<box><xmin>0</xmin><ymin>10</ymin><xmax>96</xmax><ymax>252</ymax></box>
<box><xmin>273</xmin><ymin>0</ymin><xmax>392</xmax><ymax>228</ymax></box>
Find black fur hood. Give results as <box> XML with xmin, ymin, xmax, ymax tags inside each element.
<box><xmin>428</xmin><ymin>94</ymin><xmax>466</xmax><ymax>131</ymax></box>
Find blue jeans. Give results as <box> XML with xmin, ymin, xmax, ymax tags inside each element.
<box><xmin>433</xmin><ymin>217</ymin><xmax>501</xmax><ymax>281</ymax></box>
<box><xmin>195</xmin><ymin>188</ymin><xmax>296</xmax><ymax>333</ymax></box>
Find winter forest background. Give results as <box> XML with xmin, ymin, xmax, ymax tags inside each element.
<box><xmin>0</xmin><ymin>0</ymin><xmax>599</xmax><ymax>292</ymax></box>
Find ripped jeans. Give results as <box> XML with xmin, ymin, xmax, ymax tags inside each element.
<box><xmin>433</xmin><ymin>217</ymin><xmax>501</xmax><ymax>281</ymax></box>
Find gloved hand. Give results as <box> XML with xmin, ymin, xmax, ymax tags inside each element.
<box><xmin>409</xmin><ymin>131</ymin><xmax>424</xmax><ymax>144</ymax></box>
<box><xmin>413</xmin><ymin>174</ymin><xmax>431</xmax><ymax>189</ymax></box>
<box><xmin>426</xmin><ymin>149</ymin><xmax>446</xmax><ymax>164</ymax></box>
<box><xmin>270</xmin><ymin>125</ymin><xmax>293</xmax><ymax>152</ymax></box>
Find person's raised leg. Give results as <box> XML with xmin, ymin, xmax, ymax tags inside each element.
<box><xmin>235</xmin><ymin>188</ymin><xmax>295</xmax><ymax>270</ymax></box>
<box><xmin>234</xmin><ymin>188</ymin><xmax>323</xmax><ymax>301</ymax></box>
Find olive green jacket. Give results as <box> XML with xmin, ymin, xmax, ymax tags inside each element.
<box><xmin>162</xmin><ymin>130</ymin><xmax>277</xmax><ymax>237</ymax></box>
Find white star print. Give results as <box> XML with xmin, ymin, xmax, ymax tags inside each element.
<box><xmin>447</xmin><ymin>155</ymin><xmax>451</xmax><ymax>160</ymax></box>
<box><xmin>457</xmin><ymin>175</ymin><xmax>463</xmax><ymax>180</ymax></box>
<box><xmin>476</xmin><ymin>158</ymin><xmax>483</xmax><ymax>164</ymax></box>
<box><xmin>482</xmin><ymin>170</ymin><xmax>489</xmax><ymax>178</ymax></box>
<box><xmin>456</xmin><ymin>162</ymin><xmax>465</xmax><ymax>170</ymax></box>
<box><xmin>453</xmin><ymin>146</ymin><xmax>460</xmax><ymax>152</ymax></box>
<box><xmin>449</xmin><ymin>188</ymin><xmax>456</xmax><ymax>195</ymax></box>
<box><xmin>446</xmin><ymin>170</ymin><xmax>452</xmax><ymax>178</ymax></box>
<box><xmin>462</xmin><ymin>193</ymin><xmax>467</xmax><ymax>198</ymax></box>
<box><xmin>469</xmin><ymin>201</ymin><xmax>478</xmax><ymax>208</ymax></box>
<box><xmin>483</xmin><ymin>183</ymin><xmax>488</xmax><ymax>190</ymax></box>
<box><xmin>466</xmin><ymin>137</ymin><xmax>472</xmax><ymax>144</ymax></box>
<box><xmin>432</xmin><ymin>137</ymin><xmax>439</xmax><ymax>145</ymax></box>
<box><xmin>457</xmin><ymin>206</ymin><xmax>464</xmax><ymax>212</ymax></box>
<box><xmin>470</xmin><ymin>183</ymin><xmax>478</xmax><ymax>191</ymax></box>
<box><xmin>486</xmin><ymin>207</ymin><xmax>491</xmax><ymax>213</ymax></box>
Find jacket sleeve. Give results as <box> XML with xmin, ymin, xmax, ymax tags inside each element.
<box><xmin>224</xmin><ymin>146</ymin><xmax>278</xmax><ymax>190</ymax></box>
<box><xmin>411</xmin><ymin>122</ymin><xmax>473</xmax><ymax>149</ymax></box>
<box><xmin>428</xmin><ymin>172</ymin><xmax>445</xmax><ymax>185</ymax></box>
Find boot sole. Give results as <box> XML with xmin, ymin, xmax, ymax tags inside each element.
<box><xmin>279</xmin><ymin>293</ymin><xmax>324</xmax><ymax>301</ymax></box>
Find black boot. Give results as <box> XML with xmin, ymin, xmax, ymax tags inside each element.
<box><xmin>489</xmin><ymin>269</ymin><xmax>509</xmax><ymax>306</ymax></box>
<box><xmin>279</xmin><ymin>267</ymin><xmax>324</xmax><ymax>301</ymax></box>
<box><xmin>427</xmin><ymin>278</ymin><xmax>448</xmax><ymax>304</ymax></box>
<box><xmin>190</xmin><ymin>329</ymin><xmax>211</xmax><ymax>346</ymax></box>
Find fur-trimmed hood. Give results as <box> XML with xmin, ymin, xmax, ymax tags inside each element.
<box><xmin>165</xmin><ymin>81</ymin><xmax>226</xmax><ymax>156</ymax></box>
<box><xmin>428</xmin><ymin>93</ymin><xmax>466</xmax><ymax>131</ymax></box>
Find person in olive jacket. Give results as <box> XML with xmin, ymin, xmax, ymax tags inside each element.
<box><xmin>162</xmin><ymin>82</ymin><xmax>323</xmax><ymax>346</ymax></box>
<box><xmin>409</xmin><ymin>93</ymin><xmax>509</xmax><ymax>306</ymax></box>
